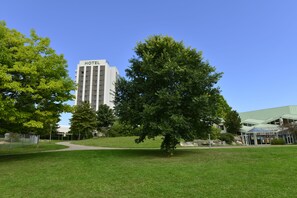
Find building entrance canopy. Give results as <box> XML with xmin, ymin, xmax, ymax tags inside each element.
<box><xmin>247</xmin><ymin>124</ymin><xmax>280</xmax><ymax>134</ymax></box>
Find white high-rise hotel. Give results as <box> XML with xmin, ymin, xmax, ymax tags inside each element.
<box><xmin>75</xmin><ymin>60</ymin><xmax>119</xmax><ymax>111</ymax></box>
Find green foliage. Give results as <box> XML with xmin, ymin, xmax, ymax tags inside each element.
<box><xmin>96</xmin><ymin>104</ymin><xmax>115</xmax><ymax>135</ymax></box>
<box><xmin>219</xmin><ymin>133</ymin><xmax>234</xmax><ymax>144</ymax></box>
<box><xmin>210</xmin><ymin>126</ymin><xmax>221</xmax><ymax>140</ymax></box>
<box><xmin>224</xmin><ymin>110</ymin><xmax>241</xmax><ymax>134</ymax></box>
<box><xmin>160</xmin><ymin>134</ymin><xmax>180</xmax><ymax>155</ymax></box>
<box><xmin>106</xmin><ymin>121</ymin><xmax>124</xmax><ymax>137</ymax></box>
<box><xmin>0</xmin><ymin>21</ymin><xmax>75</xmax><ymax>134</ymax></box>
<box><xmin>216</xmin><ymin>95</ymin><xmax>232</xmax><ymax>119</ymax></box>
<box><xmin>271</xmin><ymin>138</ymin><xmax>285</xmax><ymax>145</ymax></box>
<box><xmin>115</xmin><ymin>35</ymin><xmax>222</xmax><ymax>154</ymax></box>
<box><xmin>70</xmin><ymin>102</ymin><xmax>97</xmax><ymax>140</ymax></box>
<box><xmin>108</xmin><ymin>121</ymin><xmax>140</xmax><ymax>137</ymax></box>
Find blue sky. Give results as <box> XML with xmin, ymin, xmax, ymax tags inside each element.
<box><xmin>1</xmin><ymin>0</ymin><xmax>297</xmax><ymax>125</ymax></box>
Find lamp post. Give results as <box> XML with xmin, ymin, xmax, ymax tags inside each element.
<box><xmin>208</xmin><ymin>133</ymin><xmax>211</xmax><ymax>148</ymax></box>
<box><xmin>50</xmin><ymin>124</ymin><xmax>52</xmax><ymax>142</ymax></box>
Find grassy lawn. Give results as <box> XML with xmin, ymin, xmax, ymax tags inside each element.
<box><xmin>71</xmin><ymin>136</ymin><xmax>165</xmax><ymax>148</ymax></box>
<box><xmin>0</xmin><ymin>141</ymin><xmax>67</xmax><ymax>155</ymax></box>
<box><xmin>1</xmin><ymin>146</ymin><xmax>297</xmax><ymax>197</ymax></box>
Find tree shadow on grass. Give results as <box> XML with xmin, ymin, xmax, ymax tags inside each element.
<box><xmin>0</xmin><ymin>152</ymin><xmax>53</xmax><ymax>163</ymax></box>
<box><xmin>75</xmin><ymin>148</ymin><xmax>204</xmax><ymax>159</ymax></box>
<box><xmin>1</xmin><ymin>148</ymin><xmax>203</xmax><ymax>162</ymax></box>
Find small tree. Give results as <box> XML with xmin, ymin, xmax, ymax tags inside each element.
<box><xmin>96</xmin><ymin>104</ymin><xmax>115</xmax><ymax>136</ymax></box>
<box><xmin>210</xmin><ymin>126</ymin><xmax>221</xmax><ymax>140</ymax></box>
<box><xmin>70</xmin><ymin>102</ymin><xmax>97</xmax><ymax>140</ymax></box>
<box><xmin>115</xmin><ymin>35</ymin><xmax>222</xmax><ymax>155</ymax></box>
<box><xmin>224</xmin><ymin>110</ymin><xmax>241</xmax><ymax>134</ymax></box>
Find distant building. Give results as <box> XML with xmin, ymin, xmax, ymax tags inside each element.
<box><xmin>239</xmin><ymin>105</ymin><xmax>297</xmax><ymax>145</ymax></box>
<box><xmin>57</xmin><ymin>125</ymin><xmax>70</xmax><ymax>137</ymax></box>
<box><xmin>75</xmin><ymin>60</ymin><xmax>119</xmax><ymax>111</ymax></box>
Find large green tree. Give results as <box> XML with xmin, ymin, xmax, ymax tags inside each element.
<box><xmin>96</xmin><ymin>104</ymin><xmax>115</xmax><ymax>135</ymax></box>
<box><xmin>115</xmin><ymin>35</ymin><xmax>222</xmax><ymax>154</ymax></box>
<box><xmin>224</xmin><ymin>110</ymin><xmax>242</xmax><ymax>134</ymax></box>
<box><xmin>0</xmin><ymin>21</ymin><xmax>75</xmax><ymax>134</ymax></box>
<box><xmin>70</xmin><ymin>102</ymin><xmax>97</xmax><ymax>140</ymax></box>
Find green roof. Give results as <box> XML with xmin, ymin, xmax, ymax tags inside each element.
<box><xmin>239</xmin><ymin>105</ymin><xmax>297</xmax><ymax>123</ymax></box>
<box><xmin>242</xmin><ymin>119</ymin><xmax>264</xmax><ymax>124</ymax></box>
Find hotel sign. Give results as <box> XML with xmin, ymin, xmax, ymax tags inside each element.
<box><xmin>84</xmin><ymin>61</ymin><xmax>100</xmax><ymax>65</ymax></box>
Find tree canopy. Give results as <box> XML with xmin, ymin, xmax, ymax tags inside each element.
<box><xmin>70</xmin><ymin>101</ymin><xmax>97</xmax><ymax>140</ymax></box>
<box><xmin>115</xmin><ymin>35</ymin><xmax>223</xmax><ymax>154</ymax></box>
<box><xmin>224</xmin><ymin>110</ymin><xmax>242</xmax><ymax>134</ymax></box>
<box><xmin>96</xmin><ymin>104</ymin><xmax>115</xmax><ymax>135</ymax></box>
<box><xmin>216</xmin><ymin>95</ymin><xmax>232</xmax><ymax>119</ymax></box>
<box><xmin>0</xmin><ymin>21</ymin><xmax>75</xmax><ymax>134</ymax></box>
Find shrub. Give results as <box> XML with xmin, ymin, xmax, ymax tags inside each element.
<box><xmin>211</xmin><ymin>126</ymin><xmax>221</xmax><ymax>140</ymax></box>
<box><xmin>219</xmin><ymin>133</ymin><xmax>234</xmax><ymax>144</ymax></box>
<box><xmin>271</xmin><ymin>138</ymin><xmax>285</xmax><ymax>145</ymax></box>
<box><xmin>108</xmin><ymin>121</ymin><xmax>141</xmax><ymax>137</ymax></box>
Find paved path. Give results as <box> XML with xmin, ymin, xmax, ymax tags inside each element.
<box><xmin>51</xmin><ymin>141</ymin><xmax>297</xmax><ymax>152</ymax></box>
<box><xmin>54</xmin><ymin>142</ymin><xmax>121</xmax><ymax>151</ymax></box>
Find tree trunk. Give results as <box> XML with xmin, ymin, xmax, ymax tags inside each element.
<box><xmin>161</xmin><ymin>134</ymin><xmax>179</xmax><ymax>155</ymax></box>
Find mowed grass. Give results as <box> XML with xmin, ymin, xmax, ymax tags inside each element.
<box><xmin>0</xmin><ymin>141</ymin><xmax>67</xmax><ymax>155</ymax></box>
<box><xmin>71</xmin><ymin>136</ymin><xmax>164</xmax><ymax>148</ymax></box>
<box><xmin>1</xmin><ymin>146</ymin><xmax>297</xmax><ymax>197</ymax></box>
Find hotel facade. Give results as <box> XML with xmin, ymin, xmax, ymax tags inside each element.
<box><xmin>75</xmin><ymin>60</ymin><xmax>119</xmax><ymax>111</ymax></box>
